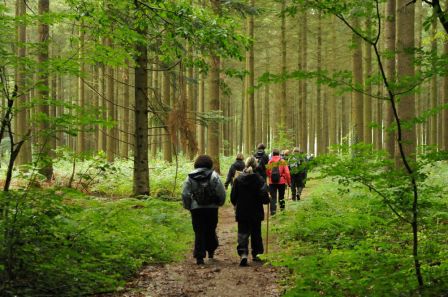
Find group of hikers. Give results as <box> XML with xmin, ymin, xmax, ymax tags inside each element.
<box><xmin>181</xmin><ymin>143</ymin><xmax>309</xmax><ymax>267</ymax></box>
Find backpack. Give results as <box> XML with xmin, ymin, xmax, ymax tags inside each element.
<box><xmin>254</xmin><ymin>152</ymin><xmax>267</xmax><ymax>175</ymax></box>
<box><xmin>270</xmin><ymin>162</ymin><xmax>281</xmax><ymax>183</ymax></box>
<box><xmin>288</xmin><ymin>154</ymin><xmax>304</xmax><ymax>174</ymax></box>
<box><xmin>190</xmin><ymin>176</ymin><xmax>216</xmax><ymax>205</ymax></box>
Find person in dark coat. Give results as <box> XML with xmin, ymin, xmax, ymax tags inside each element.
<box><xmin>224</xmin><ymin>153</ymin><xmax>245</xmax><ymax>190</ymax></box>
<box><xmin>287</xmin><ymin>147</ymin><xmax>307</xmax><ymax>201</ymax></box>
<box><xmin>253</xmin><ymin>143</ymin><xmax>269</xmax><ymax>181</ymax></box>
<box><xmin>182</xmin><ymin>155</ymin><xmax>226</xmax><ymax>265</ymax></box>
<box><xmin>231</xmin><ymin>156</ymin><xmax>270</xmax><ymax>266</ymax></box>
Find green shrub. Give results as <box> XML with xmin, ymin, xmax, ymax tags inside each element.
<box><xmin>0</xmin><ymin>189</ymin><xmax>192</xmax><ymax>296</ymax></box>
<box><xmin>270</xmin><ymin>172</ymin><xmax>448</xmax><ymax>296</ymax></box>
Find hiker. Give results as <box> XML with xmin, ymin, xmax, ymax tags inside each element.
<box><xmin>288</xmin><ymin>147</ymin><xmax>307</xmax><ymax>201</ymax></box>
<box><xmin>266</xmin><ymin>148</ymin><xmax>291</xmax><ymax>215</ymax></box>
<box><xmin>224</xmin><ymin>153</ymin><xmax>245</xmax><ymax>190</ymax></box>
<box><xmin>181</xmin><ymin>155</ymin><xmax>226</xmax><ymax>265</ymax></box>
<box><xmin>231</xmin><ymin>156</ymin><xmax>270</xmax><ymax>266</ymax></box>
<box><xmin>253</xmin><ymin>143</ymin><xmax>269</xmax><ymax>181</ymax></box>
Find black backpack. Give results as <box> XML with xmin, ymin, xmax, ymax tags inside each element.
<box><xmin>190</xmin><ymin>176</ymin><xmax>216</xmax><ymax>205</ymax></box>
<box><xmin>270</xmin><ymin>162</ymin><xmax>281</xmax><ymax>183</ymax></box>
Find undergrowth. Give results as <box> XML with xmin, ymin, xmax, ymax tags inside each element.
<box><xmin>0</xmin><ymin>188</ymin><xmax>193</xmax><ymax>296</ymax></box>
<box><xmin>270</xmin><ymin>163</ymin><xmax>448</xmax><ymax>297</ymax></box>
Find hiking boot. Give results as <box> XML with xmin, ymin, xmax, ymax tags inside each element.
<box><xmin>208</xmin><ymin>251</ymin><xmax>214</xmax><ymax>259</ymax></box>
<box><xmin>196</xmin><ymin>258</ymin><xmax>205</xmax><ymax>265</ymax></box>
<box><xmin>239</xmin><ymin>255</ymin><xmax>248</xmax><ymax>267</ymax></box>
<box><xmin>253</xmin><ymin>255</ymin><xmax>263</xmax><ymax>262</ymax></box>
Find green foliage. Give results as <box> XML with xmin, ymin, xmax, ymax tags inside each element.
<box><xmin>0</xmin><ymin>189</ymin><xmax>192</xmax><ymax>296</ymax></box>
<box><xmin>270</xmin><ymin>124</ymin><xmax>294</xmax><ymax>151</ymax></box>
<box><xmin>270</xmin><ymin>174</ymin><xmax>448</xmax><ymax>296</ymax></box>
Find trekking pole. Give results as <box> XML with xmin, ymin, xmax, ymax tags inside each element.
<box><xmin>265</xmin><ymin>202</ymin><xmax>270</xmax><ymax>254</ymax></box>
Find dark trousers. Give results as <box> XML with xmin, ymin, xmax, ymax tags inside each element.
<box><xmin>291</xmin><ymin>173</ymin><xmax>306</xmax><ymax>200</ymax></box>
<box><xmin>269</xmin><ymin>183</ymin><xmax>286</xmax><ymax>215</ymax></box>
<box><xmin>237</xmin><ymin>220</ymin><xmax>263</xmax><ymax>257</ymax></box>
<box><xmin>191</xmin><ymin>208</ymin><xmax>219</xmax><ymax>259</ymax></box>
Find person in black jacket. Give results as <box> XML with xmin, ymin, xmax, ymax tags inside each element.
<box><xmin>253</xmin><ymin>143</ymin><xmax>269</xmax><ymax>181</ymax></box>
<box><xmin>231</xmin><ymin>156</ymin><xmax>270</xmax><ymax>266</ymax></box>
<box><xmin>224</xmin><ymin>153</ymin><xmax>245</xmax><ymax>190</ymax></box>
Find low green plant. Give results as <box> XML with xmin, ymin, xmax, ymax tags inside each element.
<box><xmin>270</xmin><ymin>159</ymin><xmax>448</xmax><ymax>296</ymax></box>
<box><xmin>0</xmin><ymin>189</ymin><xmax>192</xmax><ymax>296</ymax></box>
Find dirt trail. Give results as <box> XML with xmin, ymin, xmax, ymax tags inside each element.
<box><xmin>110</xmin><ymin>205</ymin><xmax>284</xmax><ymax>297</ymax></box>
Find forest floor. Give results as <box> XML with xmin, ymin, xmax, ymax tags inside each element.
<box><xmin>103</xmin><ymin>201</ymin><xmax>290</xmax><ymax>297</ymax></box>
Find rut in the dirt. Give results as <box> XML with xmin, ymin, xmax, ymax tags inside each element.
<box><xmin>107</xmin><ymin>205</ymin><xmax>284</xmax><ymax>297</ymax></box>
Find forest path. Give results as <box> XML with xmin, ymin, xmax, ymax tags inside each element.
<box><xmin>109</xmin><ymin>204</ymin><xmax>285</xmax><ymax>297</ymax></box>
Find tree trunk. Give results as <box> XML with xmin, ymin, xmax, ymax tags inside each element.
<box><xmin>133</xmin><ymin>31</ymin><xmax>149</xmax><ymax>196</ymax></box>
<box><xmin>280</xmin><ymin>0</ymin><xmax>287</xmax><ymax>131</ymax></box>
<box><xmin>301</xmin><ymin>11</ymin><xmax>308</xmax><ymax>152</ymax></box>
<box><xmin>385</xmin><ymin>0</ymin><xmax>396</xmax><ymax>157</ymax></box>
<box><xmin>396</xmin><ymin>0</ymin><xmax>416</xmax><ymax>161</ymax></box>
<box><xmin>198</xmin><ymin>73</ymin><xmax>205</xmax><ymax>154</ymax></box>
<box><xmin>248</xmin><ymin>0</ymin><xmax>255</xmax><ymax>152</ymax></box>
<box><xmin>351</xmin><ymin>17</ymin><xmax>364</xmax><ymax>145</ymax></box>
<box><xmin>15</xmin><ymin>0</ymin><xmax>32</xmax><ymax>165</ymax></box>
<box><xmin>208</xmin><ymin>54</ymin><xmax>221</xmax><ymax>173</ymax></box>
<box><xmin>429</xmin><ymin>13</ymin><xmax>438</xmax><ymax>148</ymax></box>
<box><xmin>443</xmin><ymin>0</ymin><xmax>448</xmax><ymax>150</ymax></box>
<box><xmin>37</xmin><ymin>0</ymin><xmax>53</xmax><ymax>180</ymax></box>
<box><xmin>316</xmin><ymin>13</ymin><xmax>323</xmax><ymax>155</ymax></box>
<box><xmin>77</xmin><ymin>20</ymin><xmax>86</xmax><ymax>154</ymax></box>
<box><xmin>162</xmin><ymin>69</ymin><xmax>172</xmax><ymax>162</ymax></box>
<box><xmin>364</xmin><ymin>18</ymin><xmax>373</xmax><ymax>145</ymax></box>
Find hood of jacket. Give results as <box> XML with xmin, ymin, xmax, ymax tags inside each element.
<box><xmin>188</xmin><ymin>168</ymin><xmax>213</xmax><ymax>181</ymax></box>
<box><xmin>236</xmin><ymin>172</ymin><xmax>263</xmax><ymax>186</ymax></box>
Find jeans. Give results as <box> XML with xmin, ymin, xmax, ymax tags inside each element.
<box><xmin>269</xmin><ymin>183</ymin><xmax>286</xmax><ymax>215</ymax></box>
<box><xmin>191</xmin><ymin>208</ymin><xmax>219</xmax><ymax>259</ymax></box>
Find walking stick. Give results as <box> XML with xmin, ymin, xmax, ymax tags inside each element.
<box><xmin>265</xmin><ymin>201</ymin><xmax>270</xmax><ymax>254</ymax></box>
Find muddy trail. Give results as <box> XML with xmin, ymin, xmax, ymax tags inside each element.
<box><xmin>106</xmin><ymin>205</ymin><xmax>286</xmax><ymax>297</ymax></box>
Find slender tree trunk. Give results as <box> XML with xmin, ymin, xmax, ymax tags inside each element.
<box><xmin>364</xmin><ymin>18</ymin><xmax>373</xmax><ymax>145</ymax></box>
<box><xmin>208</xmin><ymin>54</ymin><xmax>221</xmax><ymax>173</ymax></box>
<box><xmin>329</xmin><ymin>15</ymin><xmax>337</xmax><ymax>149</ymax></box>
<box><xmin>301</xmin><ymin>11</ymin><xmax>308</xmax><ymax>152</ymax></box>
<box><xmin>133</xmin><ymin>30</ymin><xmax>149</xmax><ymax>196</ymax></box>
<box><xmin>316</xmin><ymin>13</ymin><xmax>323</xmax><ymax>155</ymax></box>
<box><xmin>198</xmin><ymin>73</ymin><xmax>205</xmax><ymax>154</ymax></box>
<box><xmin>162</xmin><ymin>69</ymin><xmax>172</xmax><ymax>162</ymax></box>
<box><xmin>187</xmin><ymin>46</ymin><xmax>197</xmax><ymax>159</ymax></box>
<box><xmin>248</xmin><ymin>0</ymin><xmax>255</xmax><ymax>152</ymax></box>
<box><xmin>120</xmin><ymin>63</ymin><xmax>130</xmax><ymax>157</ymax></box>
<box><xmin>37</xmin><ymin>0</ymin><xmax>53</xmax><ymax>180</ymax></box>
<box><xmin>396</xmin><ymin>0</ymin><xmax>416</xmax><ymax>160</ymax></box>
<box><xmin>385</xmin><ymin>0</ymin><xmax>396</xmax><ymax>157</ymax></box>
<box><xmin>280</xmin><ymin>0</ymin><xmax>287</xmax><ymax>131</ymax></box>
<box><xmin>430</xmin><ymin>13</ymin><xmax>438</xmax><ymax>148</ymax></box>
<box><xmin>263</xmin><ymin>49</ymin><xmax>270</xmax><ymax>147</ymax></box>
<box><xmin>77</xmin><ymin>20</ymin><xmax>86</xmax><ymax>154</ymax></box>
<box><xmin>443</xmin><ymin>2</ymin><xmax>448</xmax><ymax>150</ymax></box>
<box><xmin>15</xmin><ymin>0</ymin><xmax>32</xmax><ymax>165</ymax></box>
<box><xmin>351</xmin><ymin>17</ymin><xmax>364</xmax><ymax>145</ymax></box>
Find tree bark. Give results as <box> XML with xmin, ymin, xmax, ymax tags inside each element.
<box><xmin>351</xmin><ymin>17</ymin><xmax>364</xmax><ymax>145</ymax></box>
<box><xmin>396</xmin><ymin>0</ymin><xmax>416</xmax><ymax>161</ymax></box>
<box><xmin>15</xmin><ymin>0</ymin><xmax>32</xmax><ymax>165</ymax></box>
<box><xmin>133</xmin><ymin>31</ymin><xmax>149</xmax><ymax>196</ymax></box>
<box><xmin>37</xmin><ymin>0</ymin><xmax>53</xmax><ymax>180</ymax></box>
<box><xmin>385</xmin><ymin>0</ymin><xmax>396</xmax><ymax>157</ymax></box>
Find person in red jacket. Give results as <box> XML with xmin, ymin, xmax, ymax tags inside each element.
<box><xmin>266</xmin><ymin>148</ymin><xmax>291</xmax><ymax>215</ymax></box>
